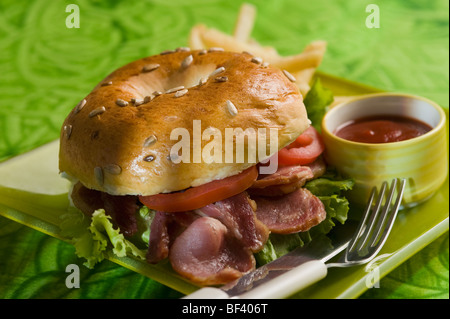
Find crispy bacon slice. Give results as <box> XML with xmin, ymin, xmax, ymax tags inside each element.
<box><xmin>307</xmin><ymin>156</ymin><xmax>327</xmax><ymax>178</ymax></box>
<box><xmin>252</xmin><ymin>188</ymin><xmax>327</xmax><ymax>234</ymax></box>
<box><xmin>71</xmin><ymin>182</ymin><xmax>103</xmax><ymax>215</ymax></box>
<box><xmin>146</xmin><ymin>211</ymin><xmax>199</xmax><ymax>264</ymax></box>
<box><xmin>101</xmin><ymin>192</ymin><xmax>138</xmax><ymax>237</ymax></box>
<box><xmin>71</xmin><ymin>182</ymin><xmax>138</xmax><ymax>236</ymax></box>
<box><xmin>199</xmin><ymin>192</ymin><xmax>269</xmax><ymax>252</ymax></box>
<box><xmin>169</xmin><ymin>217</ymin><xmax>256</xmax><ymax>285</ymax></box>
<box><xmin>251</xmin><ymin>165</ymin><xmax>314</xmax><ymax>189</ymax></box>
<box><xmin>147</xmin><ymin>192</ymin><xmax>269</xmax><ymax>285</ymax></box>
<box><xmin>249</xmin><ymin>157</ymin><xmax>326</xmax><ymax>196</ymax></box>
<box><xmin>146</xmin><ymin>212</ymin><xmax>171</xmax><ymax>263</ymax></box>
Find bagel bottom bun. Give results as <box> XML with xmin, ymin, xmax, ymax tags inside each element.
<box><xmin>59</xmin><ymin>50</ymin><xmax>309</xmax><ymax>196</ymax></box>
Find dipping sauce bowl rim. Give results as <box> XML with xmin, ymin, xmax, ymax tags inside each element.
<box><xmin>321</xmin><ymin>92</ymin><xmax>447</xmax><ymax>149</ymax></box>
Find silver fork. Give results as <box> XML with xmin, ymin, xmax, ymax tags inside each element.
<box><xmin>185</xmin><ymin>178</ymin><xmax>406</xmax><ymax>299</ymax></box>
<box><xmin>327</xmin><ymin>178</ymin><xmax>406</xmax><ymax>268</ymax></box>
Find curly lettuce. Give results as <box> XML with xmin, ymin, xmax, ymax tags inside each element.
<box><xmin>59</xmin><ymin>207</ymin><xmax>149</xmax><ymax>268</ymax></box>
<box><xmin>303</xmin><ymin>78</ymin><xmax>334</xmax><ymax>131</ymax></box>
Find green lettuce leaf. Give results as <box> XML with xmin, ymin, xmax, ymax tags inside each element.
<box><xmin>130</xmin><ymin>205</ymin><xmax>155</xmax><ymax>249</ymax></box>
<box><xmin>59</xmin><ymin>208</ymin><xmax>147</xmax><ymax>268</ymax></box>
<box><xmin>303</xmin><ymin>78</ymin><xmax>334</xmax><ymax>130</ymax></box>
<box><xmin>255</xmin><ymin>232</ymin><xmax>305</xmax><ymax>266</ymax></box>
<box><xmin>304</xmin><ymin>172</ymin><xmax>354</xmax><ymax>196</ymax></box>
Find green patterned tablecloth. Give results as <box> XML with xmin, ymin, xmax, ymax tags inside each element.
<box><xmin>0</xmin><ymin>0</ymin><xmax>448</xmax><ymax>299</ymax></box>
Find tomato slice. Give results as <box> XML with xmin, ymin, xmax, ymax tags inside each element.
<box><xmin>277</xmin><ymin>126</ymin><xmax>325</xmax><ymax>166</ymax></box>
<box><xmin>139</xmin><ymin>166</ymin><xmax>258</xmax><ymax>212</ymax></box>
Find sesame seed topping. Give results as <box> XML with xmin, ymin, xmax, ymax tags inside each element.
<box><xmin>165</xmin><ymin>115</ymin><xmax>178</xmax><ymax>121</ymax></box>
<box><xmin>181</xmin><ymin>54</ymin><xmax>193</xmax><ymax>68</ymax></box>
<box><xmin>176</xmin><ymin>47</ymin><xmax>191</xmax><ymax>52</ymax></box>
<box><xmin>242</xmin><ymin>51</ymin><xmax>254</xmax><ymax>56</ymax></box>
<box><xmin>134</xmin><ymin>99</ymin><xmax>144</xmax><ymax>106</ymax></box>
<box><xmin>198</xmin><ymin>49</ymin><xmax>207</xmax><ymax>55</ymax></box>
<box><xmin>251</xmin><ymin>57</ymin><xmax>263</xmax><ymax>64</ymax></box>
<box><xmin>103</xmin><ymin>164</ymin><xmax>122</xmax><ymax>175</ymax></box>
<box><xmin>165</xmin><ymin>86</ymin><xmax>185</xmax><ymax>94</ymax></box>
<box><xmin>210</xmin><ymin>66</ymin><xmax>225</xmax><ymax>77</ymax></box>
<box><xmin>144</xmin><ymin>155</ymin><xmax>155</xmax><ymax>162</ymax></box>
<box><xmin>160</xmin><ymin>49</ymin><xmax>175</xmax><ymax>55</ymax></box>
<box><xmin>142</xmin><ymin>63</ymin><xmax>160</xmax><ymax>73</ymax></box>
<box><xmin>283</xmin><ymin>69</ymin><xmax>296</xmax><ymax>82</ymax></box>
<box><xmin>89</xmin><ymin>106</ymin><xmax>106</xmax><ymax>118</ymax></box>
<box><xmin>116</xmin><ymin>98</ymin><xmax>128</xmax><ymax>107</ymax></box>
<box><xmin>198</xmin><ymin>77</ymin><xmax>208</xmax><ymax>86</ymax></box>
<box><xmin>101</xmin><ymin>81</ymin><xmax>112</xmax><ymax>86</ymax></box>
<box><xmin>208</xmin><ymin>47</ymin><xmax>224</xmax><ymax>52</ymax></box>
<box><xmin>215</xmin><ymin>76</ymin><xmax>228</xmax><ymax>82</ymax></box>
<box><xmin>174</xmin><ymin>88</ymin><xmax>188</xmax><ymax>98</ymax></box>
<box><xmin>226</xmin><ymin>100</ymin><xmax>238</xmax><ymax>117</ymax></box>
<box><xmin>143</xmin><ymin>95</ymin><xmax>152</xmax><ymax>103</ymax></box>
<box><xmin>152</xmin><ymin>91</ymin><xmax>163</xmax><ymax>97</ymax></box>
<box><xmin>143</xmin><ymin>135</ymin><xmax>157</xmax><ymax>147</ymax></box>
<box><xmin>94</xmin><ymin>167</ymin><xmax>104</xmax><ymax>186</ymax></box>
<box><xmin>64</xmin><ymin>125</ymin><xmax>72</xmax><ymax>139</ymax></box>
<box><xmin>75</xmin><ymin>99</ymin><xmax>86</xmax><ymax>113</ymax></box>
<box><xmin>261</xmin><ymin>62</ymin><xmax>270</xmax><ymax>68</ymax></box>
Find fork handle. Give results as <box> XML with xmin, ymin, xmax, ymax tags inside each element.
<box><xmin>237</xmin><ymin>260</ymin><xmax>328</xmax><ymax>299</ymax></box>
<box><xmin>184</xmin><ymin>260</ymin><xmax>328</xmax><ymax>299</ymax></box>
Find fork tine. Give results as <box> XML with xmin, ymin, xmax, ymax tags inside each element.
<box><xmin>350</xmin><ymin>181</ymin><xmax>388</xmax><ymax>253</ymax></box>
<box><xmin>332</xmin><ymin>178</ymin><xmax>406</xmax><ymax>267</ymax></box>
<box><xmin>368</xmin><ymin>179</ymin><xmax>399</xmax><ymax>248</ymax></box>
<box><xmin>368</xmin><ymin>178</ymin><xmax>406</xmax><ymax>253</ymax></box>
<box><xmin>347</xmin><ymin>185</ymin><xmax>377</xmax><ymax>252</ymax></box>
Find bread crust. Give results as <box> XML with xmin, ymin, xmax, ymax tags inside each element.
<box><xmin>59</xmin><ymin>50</ymin><xmax>309</xmax><ymax>195</ymax></box>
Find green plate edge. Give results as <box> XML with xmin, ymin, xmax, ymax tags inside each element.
<box><xmin>0</xmin><ymin>72</ymin><xmax>448</xmax><ymax>299</ymax></box>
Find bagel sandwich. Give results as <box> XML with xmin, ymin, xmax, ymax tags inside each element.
<box><xmin>59</xmin><ymin>49</ymin><xmax>353</xmax><ymax>285</ymax></box>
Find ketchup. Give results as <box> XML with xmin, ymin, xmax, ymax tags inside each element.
<box><xmin>334</xmin><ymin>115</ymin><xmax>432</xmax><ymax>144</ymax></box>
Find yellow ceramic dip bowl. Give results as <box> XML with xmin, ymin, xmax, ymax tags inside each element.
<box><xmin>321</xmin><ymin>93</ymin><xmax>448</xmax><ymax>207</ymax></box>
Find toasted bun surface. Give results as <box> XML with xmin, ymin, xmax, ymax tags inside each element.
<box><xmin>59</xmin><ymin>49</ymin><xmax>309</xmax><ymax>196</ymax></box>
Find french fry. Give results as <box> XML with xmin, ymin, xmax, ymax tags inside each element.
<box><xmin>273</xmin><ymin>49</ymin><xmax>325</xmax><ymax>72</ymax></box>
<box><xmin>233</xmin><ymin>3</ymin><xmax>257</xmax><ymax>43</ymax></box>
<box><xmin>196</xmin><ymin>26</ymin><xmax>280</xmax><ymax>61</ymax></box>
<box><xmin>303</xmin><ymin>40</ymin><xmax>327</xmax><ymax>53</ymax></box>
<box><xmin>292</xmin><ymin>71</ymin><xmax>313</xmax><ymax>95</ymax></box>
<box><xmin>291</xmin><ymin>40</ymin><xmax>327</xmax><ymax>87</ymax></box>
<box><xmin>294</xmin><ymin>68</ymin><xmax>316</xmax><ymax>84</ymax></box>
<box><xmin>247</xmin><ymin>38</ymin><xmax>280</xmax><ymax>57</ymax></box>
<box><xmin>189</xmin><ymin>24</ymin><xmax>207</xmax><ymax>50</ymax></box>
<box><xmin>187</xmin><ymin>3</ymin><xmax>328</xmax><ymax>95</ymax></box>
<box><xmin>296</xmin><ymin>81</ymin><xmax>312</xmax><ymax>96</ymax></box>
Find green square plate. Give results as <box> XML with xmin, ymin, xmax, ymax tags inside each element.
<box><xmin>0</xmin><ymin>73</ymin><xmax>448</xmax><ymax>299</ymax></box>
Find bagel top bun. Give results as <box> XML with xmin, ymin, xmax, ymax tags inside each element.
<box><xmin>59</xmin><ymin>49</ymin><xmax>309</xmax><ymax>196</ymax></box>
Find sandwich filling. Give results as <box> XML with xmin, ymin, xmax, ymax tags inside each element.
<box><xmin>68</xmin><ymin>133</ymin><xmax>351</xmax><ymax>285</ymax></box>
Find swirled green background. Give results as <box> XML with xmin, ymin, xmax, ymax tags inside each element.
<box><xmin>0</xmin><ymin>0</ymin><xmax>448</xmax><ymax>299</ymax></box>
